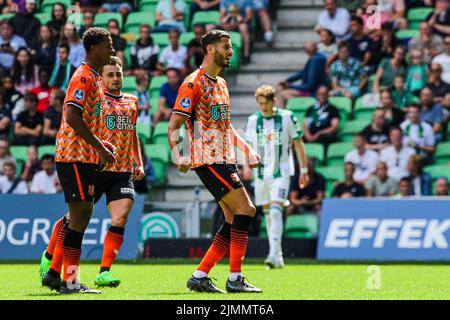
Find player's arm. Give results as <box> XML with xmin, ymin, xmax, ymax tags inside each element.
<box><xmin>230</xmin><ymin>124</ymin><xmax>260</xmax><ymax>168</ymax></box>
<box><xmin>132</xmin><ymin>125</ymin><xmax>145</xmax><ymax>181</ymax></box>
<box><xmin>293</xmin><ymin>138</ymin><xmax>310</xmax><ymax>189</ymax></box>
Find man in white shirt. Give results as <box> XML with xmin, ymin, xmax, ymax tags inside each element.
<box><xmin>157</xmin><ymin>29</ymin><xmax>187</xmax><ymax>74</ymax></box>
<box><xmin>30</xmin><ymin>154</ymin><xmax>57</xmax><ymax>194</ymax></box>
<box><xmin>344</xmin><ymin>133</ymin><xmax>379</xmax><ymax>184</ymax></box>
<box><xmin>400</xmin><ymin>104</ymin><xmax>436</xmax><ymax>158</ymax></box>
<box><xmin>432</xmin><ymin>36</ymin><xmax>450</xmax><ymax>84</ymax></box>
<box><xmin>316</xmin><ymin>0</ymin><xmax>350</xmax><ymax>41</ymax></box>
<box><xmin>380</xmin><ymin>126</ymin><xmax>416</xmax><ymax>181</ymax></box>
<box><xmin>0</xmin><ymin>160</ymin><xmax>28</xmax><ymax>194</ymax></box>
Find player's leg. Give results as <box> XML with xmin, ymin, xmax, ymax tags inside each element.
<box><xmin>254</xmin><ymin>177</ymin><xmax>273</xmax><ymax>266</ymax></box>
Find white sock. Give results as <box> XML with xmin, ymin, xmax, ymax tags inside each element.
<box><xmin>263</xmin><ymin>207</ymin><xmax>273</xmax><ymax>257</ymax></box>
<box><xmin>229</xmin><ymin>272</ymin><xmax>241</xmax><ymax>282</ymax></box>
<box><xmin>264</xmin><ymin>31</ymin><xmax>273</xmax><ymax>42</ymax></box>
<box><xmin>269</xmin><ymin>204</ymin><xmax>284</xmax><ymax>257</ymax></box>
<box><xmin>193</xmin><ymin>270</ymin><xmax>207</xmax><ymax>279</ymax></box>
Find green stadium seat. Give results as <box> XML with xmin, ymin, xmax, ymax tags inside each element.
<box><xmin>94</xmin><ymin>13</ymin><xmax>123</xmax><ymax>30</ymax></box>
<box><xmin>286</xmin><ymin>97</ymin><xmax>316</xmax><ymax>112</ymax></box>
<box><xmin>423</xmin><ymin>165</ymin><xmax>450</xmax><ymax>181</ymax></box>
<box><xmin>407</xmin><ymin>7</ymin><xmax>434</xmax><ymax>30</ymax></box>
<box><xmin>41</xmin><ymin>0</ymin><xmax>72</xmax><ymax>13</ymax></box>
<box><xmin>304</xmin><ymin>143</ymin><xmax>325</xmax><ymax>164</ymax></box>
<box><xmin>284</xmin><ymin>214</ymin><xmax>318</xmax><ymax>239</ymax></box>
<box><xmin>329</xmin><ymin>96</ymin><xmax>352</xmax><ymax>122</ymax></box>
<box><xmin>260</xmin><ymin>216</ymin><xmax>267</xmax><ymax>238</ymax></box>
<box><xmin>434</xmin><ymin>142</ymin><xmax>450</xmax><ymax>165</ymax></box>
<box><xmin>137</xmin><ymin>123</ymin><xmax>152</xmax><ymax>144</ymax></box>
<box><xmin>151</xmin><ymin>32</ymin><xmax>170</xmax><ymax>49</ymax></box>
<box><xmin>326</xmin><ymin>142</ymin><xmax>353</xmax><ymax>166</ymax></box>
<box><xmin>140</xmin><ymin>0</ymin><xmax>159</xmax><ymax>13</ymax></box>
<box><xmin>293</xmin><ymin>111</ymin><xmax>306</xmax><ymax>130</ymax></box>
<box><xmin>191</xmin><ymin>11</ymin><xmax>220</xmax><ymax>27</ymax></box>
<box><xmin>152</xmin><ymin>121</ymin><xmax>169</xmax><ymax>146</ymax></box>
<box><xmin>122</xmin><ymin>76</ymin><xmax>137</xmax><ymax>93</ymax></box>
<box><xmin>150</xmin><ymin>75</ymin><xmax>167</xmax><ymax>99</ymax></box>
<box><xmin>315</xmin><ymin>165</ymin><xmax>345</xmax><ymax>196</ymax></box>
<box><xmin>125</xmin><ymin>12</ymin><xmax>155</xmax><ymax>34</ymax></box>
<box><xmin>180</xmin><ymin>32</ymin><xmax>194</xmax><ymax>46</ymax></box>
<box><xmin>144</xmin><ymin>144</ymin><xmax>169</xmax><ymax>185</ymax></box>
<box><xmin>35</xmin><ymin>12</ymin><xmax>52</xmax><ymax>25</ymax></box>
<box><xmin>339</xmin><ymin>120</ymin><xmax>369</xmax><ymax>142</ymax></box>
<box><xmin>447</xmin><ymin>125</ymin><xmax>450</xmax><ymax>141</ymax></box>
<box><xmin>354</xmin><ymin>97</ymin><xmax>378</xmax><ymax>121</ymax></box>
<box><xmin>151</xmin><ymin>96</ymin><xmax>160</xmax><ymax>115</ymax></box>
<box><xmin>0</xmin><ymin>13</ymin><xmax>14</xmax><ymax>21</ymax></box>
<box><xmin>10</xmin><ymin>146</ymin><xmax>28</xmax><ymax>173</ymax></box>
<box><xmin>38</xmin><ymin>145</ymin><xmax>55</xmax><ymax>158</ymax></box>
<box><xmin>395</xmin><ymin>29</ymin><xmax>420</xmax><ymax>40</ymax></box>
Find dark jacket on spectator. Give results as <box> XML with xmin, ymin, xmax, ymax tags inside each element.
<box><xmin>10</xmin><ymin>12</ymin><xmax>41</xmax><ymax>47</ymax></box>
<box><xmin>286</xmin><ymin>53</ymin><xmax>327</xmax><ymax>95</ymax></box>
<box><xmin>130</xmin><ymin>38</ymin><xmax>159</xmax><ymax>72</ymax></box>
<box><xmin>409</xmin><ymin>172</ymin><xmax>433</xmax><ymax>196</ymax></box>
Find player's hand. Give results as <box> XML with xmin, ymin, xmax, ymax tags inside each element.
<box><xmin>177</xmin><ymin>156</ymin><xmax>191</xmax><ymax>173</ymax></box>
<box><xmin>97</xmin><ymin>144</ymin><xmax>115</xmax><ymax>166</ymax></box>
<box><xmin>299</xmin><ymin>173</ymin><xmax>310</xmax><ymax>189</ymax></box>
<box><xmin>248</xmin><ymin>151</ymin><xmax>261</xmax><ymax>168</ymax></box>
<box><xmin>132</xmin><ymin>165</ymin><xmax>145</xmax><ymax>181</ymax></box>
<box><xmin>242</xmin><ymin>165</ymin><xmax>253</xmax><ymax>181</ymax></box>
<box><xmin>102</xmin><ymin>140</ymin><xmax>116</xmax><ymax>155</ymax></box>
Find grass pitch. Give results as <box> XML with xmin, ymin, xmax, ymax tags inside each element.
<box><xmin>0</xmin><ymin>259</ymin><xmax>449</xmax><ymax>300</ymax></box>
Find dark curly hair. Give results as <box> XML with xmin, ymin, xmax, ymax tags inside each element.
<box><xmin>82</xmin><ymin>27</ymin><xmax>111</xmax><ymax>53</ymax></box>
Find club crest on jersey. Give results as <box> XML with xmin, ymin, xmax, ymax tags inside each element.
<box><xmin>180</xmin><ymin>97</ymin><xmax>191</xmax><ymax>109</ymax></box>
<box><xmin>74</xmin><ymin>89</ymin><xmax>85</xmax><ymax>101</ymax></box>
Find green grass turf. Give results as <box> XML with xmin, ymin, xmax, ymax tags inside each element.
<box><xmin>1</xmin><ymin>259</ymin><xmax>449</xmax><ymax>300</ymax></box>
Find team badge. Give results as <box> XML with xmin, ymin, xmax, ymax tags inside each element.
<box><xmin>74</xmin><ymin>89</ymin><xmax>85</xmax><ymax>101</ymax></box>
<box><xmin>180</xmin><ymin>97</ymin><xmax>191</xmax><ymax>109</ymax></box>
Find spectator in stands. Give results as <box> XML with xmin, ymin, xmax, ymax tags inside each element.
<box><xmin>252</xmin><ymin>0</ymin><xmax>274</xmax><ymax>46</ymax></box>
<box><xmin>357</xmin><ymin>0</ymin><xmax>389</xmax><ymax>36</ymax></box>
<box><xmin>426</xmin><ymin>0</ymin><xmax>450</xmax><ymax>38</ymax></box>
<box><xmin>30</xmin><ymin>154</ymin><xmax>57</xmax><ymax>194</ymax></box>
<box><xmin>42</xmin><ymin>89</ymin><xmax>64</xmax><ymax>145</ymax></box>
<box><xmin>405</xmin><ymin>49</ymin><xmax>427</xmax><ymax>95</ymax></box>
<box><xmin>316</xmin><ymin>0</ymin><xmax>350</xmax><ymax>41</ymax></box>
<box><xmin>190</xmin><ymin>0</ymin><xmax>221</xmax><ymax>26</ymax></box>
<box><xmin>99</xmin><ymin>1</ymin><xmax>133</xmax><ymax>17</ymax></box>
<box><xmin>408</xmin><ymin>22</ymin><xmax>443</xmax><ymax>64</ymax></box>
<box><xmin>380</xmin><ymin>126</ymin><xmax>416</xmax><ymax>181</ymax></box>
<box><xmin>30</xmin><ymin>68</ymin><xmax>54</xmax><ymax>114</ymax></box>
<box><xmin>133</xmin><ymin>74</ymin><xmax>152</xmax><ymax>125</ymax></box>
<box><xmin>378</xmin><ymin>0</ymin><xmax>407</xmax><ymax>29</ymax></box>
<box><xmin>153</xmin><ymin>0</ymin><xmax>187</xmax><ymax>33</ymax></box>
<box><xmin>365</xmin><ymin>161</ymin><xmax>399</xmax><ymax>196</ymax></box>
<box><xmin>278</xmin><ymin>42</ymin><xmax>327</xmax><ymax>107</ymax></box>
<box><xmin>407</xmin><ymin>154</ymin><xmax>432</xmax><ymax>196</ymax></box>
<box><xmin>47</xmin><ymin>2</ymin><xmax>67</xmax><ymax>42</ymax></box>
<box><xmin>20</xmin><ymin>144</ymin><xmax>40</xmax><ymax>182</ymax></box>
<box><xmin>220</xmin><ymin>0</ymin><xmax>252</xmax><ymax>64</ymax></box>
<box><xmin>361</xmin><ymin>108</ymin><xmax>390</xmax><ymax>151</ymax></box>
<box><xmin>435</xmin><ymin>177</ymin><xmax>449</xmax><ymax>196</ymax></box>
<box><xmin>318</xmin><ymin>28</ymin><xmax>338</xmax><ymax>65</ymax></box>
<box><xmin>332</xmin><ymin>162</ymin><xmax>366</xmax><ymax>197</ymax></box>
<box><xmin>302</xmin><ymin>86</ymin><xmax>340</xmax><ymax>145</ymax></box>
<box><xmin>368</xmin><ymin>21</ymin><xmax>402</xmax><ymax>68</ymax></box>
<box><xmin>348</xmin><ymin>16</ymin><xmax>373</xmax><ymax>68</ymax></box>
<box><xmin>133</xmin><ymin>138</ymin><xmax>157</xmax><ymax>194</ymax></box>
<box><xmin>0</xmin><ymin>19</ymin><xmax>27</xmax><ymax>71</ymax></box>
<box><xmin>78</xmin><ymin>10</ymin><xmax>95</xmax><ymax>37</ymax></box>
<box><xmin>154</xmin><ymin>67</ymin><xmax>182</xmax><ymax>126</ymax></box>
<box><xmin>186</xmin><ymin>24</ymin><xmax>206</xmax><ymax>71</ymax></box>
<box><xmin>0</xmin><ymin>90</ymin><xmax>12</xmax><ymax>138</ymax></box>
<box><xmin>419</xmin><ymin>86</ymin><xmax>444</xmax><ymax>141</ymax></box>
<box><xmin>1</xmin><ymin>1</ymin><xmax>19</xmax><ymax>14</ymax></box>
<box><xmin>442</xmin><ymin>92</ymin><xmax>450</xmax><ymax>123</ymax></box>
<box><xmin>12</xmin><ymin>47</ymin><xmax>39</xmax><ymax>94</ymax></box>
<box><xmin>58</xmin><ymin>22</ymin><xmax>85</xmax><ymax>68</ymax></box>
<box><xmin>393</xmin><ymin>176</ymin><xmax>411</xmax><ymax>197</ymax></box>
<box><xmin>107</xmin><ymin>19</ymin><xmax>126</xmax><ymax>67</ymax></box>
<box><xmin>373</xmin><ymin>45</ymin><xmax>406</xmax><ymax>92</ymax></box>
<box><xmin>287</xmin><ymin>157</ymin><xmax>325</xmax><ymax>216</ymax></box>
<box><xmin>345</xmin><ymin>133</ymin><xmax>379</xmax><ymax>184</ymax></box>
<box><xmin>13</xmin><ymin>92</ymin><xmax>42</xmax><ymax>146</ymax></box>
<box><xmin>432</xmin><ymin>35</ymin><xmax>450</xmax><ymax>84</ymax></box>
<box><xmin>427</xmin><ymin>63</ymin><xmax>450</xmax><ymax>104</ymax></box>
<box><xmin>379</xmin><ymin>89</ymin><xmax>405</xmax><ymax>126</ymax></box>
<box><xmin>391</xmin><ymin>75</ymin><xmax>416</xmax><ymax>110</ymax></box>
<box><xmin>400</xmin><ymin>104</ymin><xmax>436</xmax><ymax>158</ymax></box>
<box><xmin>2</xmin><ymin>74</ymin><xmax>23</xmax><ymax>118</ymax></box>
<box><xmin>330</xmin><ymin>41</ymin><xmax>366</xmax><ymax>99</ymax></box>
<box><xmin>130</xmin><ymin>24</ymin><xmax>160</xmax><ymax>77</ymax></box>
<box><xmin>0</xmin><ymin>160</ymin><xmax>28</xmax><ymax>194</ymax></box>
<box><xmin>10</xmin><ymin>0</ymin><xmax>40</xmax><ymax>47</ymax></box>
<box><xmin>0</xmin><ymin>139</ymin><xmax>15</xmax><ymax>175</ymax></box>
<box><xmin>157</xmin><ymin>29</ymin><xmax>188</xmax><ymax>74</ymax></box>
<box><xmin>49</xmin><ymin>44</ymin><xmax>75</xmax><ymax>91</ymax></box>
<box><xmin>33</xmin><ymin>24</ymin><xmax>57</xmax><ymax>74</ymax></box>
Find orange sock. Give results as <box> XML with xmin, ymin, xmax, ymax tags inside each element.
<box><xmin>49</xmin><ymin>221</ymin><xmax>68</xmax><ymax>275</ymax></box>
<box><xmin>197</xmin><ymin>222</ymin><xmax>231</xmax><ymax>274</ymax></box>
<box><xmin>63</xmin><ymin>228</ymin><xmax>83</xmax><ymax>283</ymax></box>
<box><xmin>230</xmin><ymin>215</ymin><xmax>252</xmax><ymax>273</ymax></box>
<box><xmin>100</xmin><ymin>226</ymin><xmax>124</xmax><ymax>273</ymax></box>
<box><xmin>46</xmin><ymin>216</ymin><xmax>67</xmax><ymax>258</ymax></box>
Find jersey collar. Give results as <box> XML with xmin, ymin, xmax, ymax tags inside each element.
<box><xmin>82</xmin><ymin>62</ymin><xmax>100</xmax><ymax>77</ymax></box>
<box><xmin>104</xmin><ymin>90</ymin><xmax>123</xmax><ymax>100</ymax></box>
<box><xmin>200</xmin><ymin>67</ymin><xmax>218</xmax><ymax>82</ymax></box>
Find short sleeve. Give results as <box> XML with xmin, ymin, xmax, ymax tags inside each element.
<box><xmin>288</xmin><ymin>112</ymin><xmax>302</xmax><ymax>140</ymax></box>
<box><xmin>64</xmin><ymin>74</ymin><xmax>92</xmax><ymax>111</ymax></box>
<box><xmin>173</xmin><ymin>81</ymin><xmax>199</xmax><ymax>117</ymax></box>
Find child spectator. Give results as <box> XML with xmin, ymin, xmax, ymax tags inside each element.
<box><xmin>391</xmin><ymin>75</ymin><xmax>416</xmax><ymax>109</ymax></box>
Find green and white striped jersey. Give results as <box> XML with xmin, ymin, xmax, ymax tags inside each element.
<box><xmin>245</xmin><ymin>108</ymin><xmax>303</xmax><ymax>179</ymax></box>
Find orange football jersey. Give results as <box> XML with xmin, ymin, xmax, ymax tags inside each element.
<box><xmin>173</xmin><ymin>68</ymin><xmax>236</xmax><ymax>169</ymax></box>
<box><xmin>99</xmin><ymin>91</ymin><xmax>139</xmax><ymax>173</ymax></box>
<box><xmin>55</xmin><ymin>63</ymin><xmax>102</xmax><ymax>164</ymax></box>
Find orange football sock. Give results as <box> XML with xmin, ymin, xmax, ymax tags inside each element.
<box><xmin>46</xmin><ymin>216</ymin><xmax>67</xmax><ymax>258</ymax></box>
<box><xmin>229</xmin><ymin>215</ymin><xmax>252</xmax><ymax>273</ymax></box>
<box><xmin>49</xmin><ymin>221</ymin><xmax>68</xmax><ymax>275</ymax></box>
<box><xmin>99</xmin><ymin>226</ymin><xmax>124</xmax><ymax>273</ymax></box>
<box><xmin>196</xmin><ymin>222</ymin><xmax>231</xmax><ymax>274</ymax></box>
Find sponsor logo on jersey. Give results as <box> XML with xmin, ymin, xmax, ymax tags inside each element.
<box><xmin>180</xmin><ymin>98</ymin><xmax>191</xmax><ymax>109</ymax></box>
<box><xmin>211</xmin><ymin>104</ymin><xmax>230</xmax><ymax>121</ymax></box>
<box><xmin>106</xmin><ymin>115</ymin><xmax>134</xmax><ymax>131</ymax></box>
<box><xmin>74</xmin><ymin>89</ymin><xmax>85</xmax><ymax>101</ymax></box>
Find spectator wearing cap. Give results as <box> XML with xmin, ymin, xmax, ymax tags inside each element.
<box><xmin>427</xmin><ymin>63</ymin><xmax>450</xmax><ymax>104</ymax></box>
<box><xmin>153</xmin><ymin>0</ymin><xmax>187</xmax><ymax>33</ymax></box>
<box><xmin>11</xmin><ymin>47</ymin><xmax>39</xmax><ymax>94</ymax></box>
<box><xmin>419</xmin><ymin>87</ymin><xmax>444</xmax><ymax>142</ymax></box>
<box><xmin>345</xmin><ymin>133</ymin><xmax>379</xmax><ymax>184</ymax></box>
<box><xmin>0</xmin><ymin>19</ymin><xmax>27</xmax><ymax>71</ymax></box>
<box><xmin>157</xmin><ymin>29</ymin><xmax>188</xmax><ymax>75</ymax></box>
<box><xmin>278</xmin><ymin>42</ymin><xmax>327</xmax><ymax>106</ymax></box>
<box><xmin>33</xmin><ymin>24</ymin><xmax>57</xmax><ymax>74</ymax></box>
<box><xmin>332</xmin><ymin>162</ymin><xmax>367</xmax><ymax>198</ymax></box>
<box><xmin>316</xmin><ymin>0</ymin><xmax>351</xmax><ymax>41</ymax></box>
<box><xmin>42</xmin><ymin>89</ymin><xmax>64</xmax><ymax>145</ymax></box>
<box><xmin>408</xmin><ymin>22</ymin><xmax>443</xmax><ymax>64</ymax></box>
<box><xmin>361</xmin><ymin>108</ymin><xmax>391</xmax><ymax>151</ymax></box>
<box><xmin>0</xmin><ymin>139</ymin><xmax>15</xmax><ymax>175</ymax></box>
<box><xmin>432</xmin><ymin>35</ymin><xmax>450</xmax><ymax>85</ymax></box>
<box><xmin>30</xmin><ymin>154</ymin><xmax>57</xmax><ymax>194</ymax></box>
<box><xmin>0</xmin><ymin>90</ymin><xmax>12</xmax><ymax>139</ymax></box>
<box><xmin>49</xmin><ymin>44</ymin><xmax>76</xmax><ymax>91</ymax></box>
<box><xmin>13</xmin><ymin>92</ymin><xmax>43</xmax><ymax>146</ymax></box>
<box><xmin>47</xmin><ymin>2</ymin><xmax>67</xmax><ymax>43</ymax></box>
<box><xmin>426</xmin><ymin>0</ymin><xmax>450</xmax><ymax>38</ymax></box>
<box><xmin>435</xmin><ymin>177</ymin><xmax>449</xmax><ymax>196</ymax></box>
<box><xmin>0</xmin><ymin>160</ymin><xmax>28</xmax><ymax>194</ymax></box>
<box><xmin>365</xmin><ymin>161</ymin><xmax>399</xmax><ymax>197</ymax></box>
<box><xmin>10</xmin><ymin>0</ymin><xmax>40</xmax><ymax>47</ymax></box>
<box><xmin>407</xmin><ymin>155</ymin><xmax>432</xmax><ymax>196</ymax></box>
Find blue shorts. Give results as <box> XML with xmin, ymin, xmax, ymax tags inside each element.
<box><xmin>101</xmin><ymin>2</ymin><xmax>132</xmax><ymax>12</ymax></box>
<box><xmin>252</xmin><ymin>0</ymin><xmax>268</xmax><ymax>10</ymax></box>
